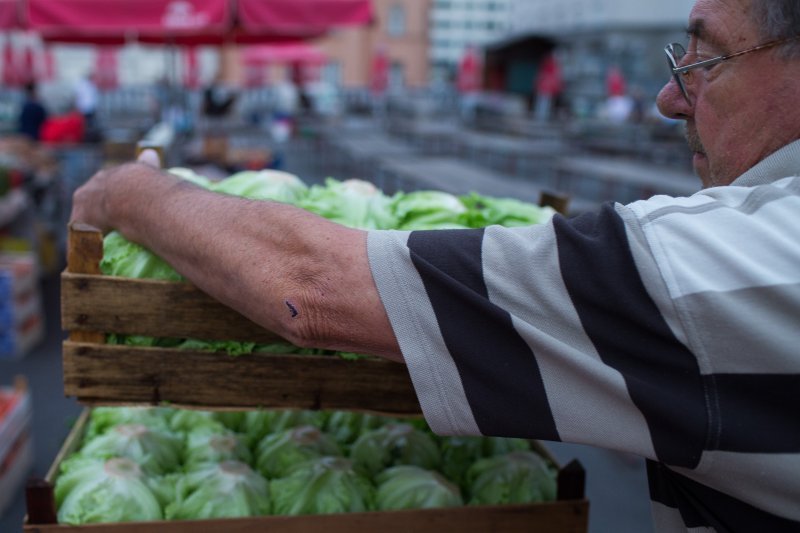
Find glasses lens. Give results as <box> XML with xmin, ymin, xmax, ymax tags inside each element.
<box><xmin>665</xmin><ymin>43</ymin><xmax>690</xmax><ymax>102</ymax></box>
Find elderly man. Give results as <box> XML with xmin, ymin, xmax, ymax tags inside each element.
<box><xmin>71</xmin><ymin>0</ymin><xmax>799</xmax><ymax>530</ymax></box>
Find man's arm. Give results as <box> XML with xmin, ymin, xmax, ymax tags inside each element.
<box><xmin>70</xmin><ymin>161</ymin><xmax>403</xmax><ymax>362</ymax></box>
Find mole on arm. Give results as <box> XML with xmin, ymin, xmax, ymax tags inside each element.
<box><xmin>285</xmin><ymin>300</ymin><xmax>299</xmax><ymax>318</ymax></box>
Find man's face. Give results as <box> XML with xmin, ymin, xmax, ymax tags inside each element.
<box><xmin>656</xmin><ymin>0</ymin><xmax>800</xmax><ymax>187</ymax></box>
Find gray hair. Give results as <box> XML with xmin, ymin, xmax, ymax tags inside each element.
<box><xmin>751</xmin><ymin>0</ymin><xmax>800</xmax><ymax>58</ymax></box>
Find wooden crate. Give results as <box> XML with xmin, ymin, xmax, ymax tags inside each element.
<box><xmin>62</xmin><ymin>223</ymin><xmax>420</xmax><ymax>415</ymax></box>
<box><xmin>24</xmin><ymin>408</ymin><xmax>589</xmax><ymax>532</ymax></box>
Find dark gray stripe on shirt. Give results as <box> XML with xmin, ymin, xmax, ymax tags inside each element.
<box><xmin>710</xmin><ymin>373</ymin><xmax>800</xmax><ymax>453</ymax></box>
<box><xmin>407</xmin><ymin>228</ymin><xmax>559</xmax><ymax>440</ymax></box>
<box><xmin>648</xmin><ymin>460</ymin><xmax>800</xmax><ymax>532</ymax></box>
<box><xmin>554</xmin><ymin>204</ymin><xmax>706</xmax><ymax>467</ymax></box>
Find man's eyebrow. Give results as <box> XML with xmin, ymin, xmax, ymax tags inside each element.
<box><xmin>686</xmin><ymin>20</ymin><xmax>705</xmax><ymax>38</ymax></box>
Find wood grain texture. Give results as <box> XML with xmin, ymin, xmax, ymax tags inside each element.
<box><xmin>25</xmin><ymin>501</ymin><xmax>588</xmax><ymax>532</ymax></box>
<box><xmin>65</xmin><ymin>223</ymin><xmax>105</xmax><ymax>343</ymax></box>
<box><xmin>62</xmin><ymin>342</ymin><xmax>421</xmax><ymax>414</ymax></box>
<box><xmin>61</xmin><ymin>273</ymin><xmax>285</xmax><ymax>343</ymax></box>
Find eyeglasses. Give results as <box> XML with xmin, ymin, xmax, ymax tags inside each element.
<box><xmin>664</xmin><ymin>35</ymin><xmax>800</xmax><ymax>103</ymax></box>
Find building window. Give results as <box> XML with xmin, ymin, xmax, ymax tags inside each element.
<box><xmin>387</xmin><ymin>4</ymin><xmax>406</xmax><ymax>36</ymax></box>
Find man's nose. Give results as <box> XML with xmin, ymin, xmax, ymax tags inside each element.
<box><xmin>656</xmin><ymin>77</ymin><xmax>692</xmax><ymax>120</ymax></box>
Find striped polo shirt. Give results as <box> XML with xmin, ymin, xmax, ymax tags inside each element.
<box><xmin>367</xmin><ymin>140</ymin><xmax>800</xmax><ymax>532</ymax></box>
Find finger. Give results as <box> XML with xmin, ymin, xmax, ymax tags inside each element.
<box><xmin>137</xmin><ymin>148</ymin><xmax>162</xmax><ymax>169</ymax></box>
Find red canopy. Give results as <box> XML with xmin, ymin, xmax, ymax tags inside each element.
<box><xmin>238</xmin><ymin>0</ymin><xmax>372</xmax><ymax>37</ymax></box>
<box><xmin>0</xmin><ymin>0</ymin><xmax>20</xmax><ymax>29</ymax></box>
<box><xmin>26</xmin><ymin>0</ymin><xmax>233</xmax><ymax>45</ymax></box>
<box><xmin>25</xmin><ymin>0</ymin><xmax>373</xmax><ymax>44</ymax></box>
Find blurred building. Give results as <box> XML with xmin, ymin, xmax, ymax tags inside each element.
<box><xmin>313</xmin><ymin>0</ymin><xmax>432</xmax><ymax>90</ymax></box>
<box><xmin>428</xmin><ymin>0</ymin><xmax>513</xmax><ymax>81</ymax></box>
<box><xmin>485</xmin><ymin>0</ymin><xmax>696</xmax><ymax>115</ymax></box>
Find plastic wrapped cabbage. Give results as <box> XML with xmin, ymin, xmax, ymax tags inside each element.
<box><xmin>243</xmin><ymin>409</ymin><xmax>325</xmax><ymax>448</ymax></box>
<box><xmin>55</xmin><ymin>457</ymin><xmax>164</xmax><ymax>525</ymax></box>
<box><xmin>391</xmin><ymin>190</ymin><xmax>470</xmax><ymax>230</ymax></box>
<box><xmin>298</xmin><ymin>178</ymin><xmax>398</xmax><ymax>229</ymax></box>
<box><xmin>350</xmin><ymin>423</ymin><xmax>441</xmax><ymax>477</ymax></box>
<box><xmin>467</xmin><ymin>451</ymin><xmax>557</xmax><ymax>505</ymax></box>
<box><xmin>270</xmin><ymin>457</ymin><xmax>374</xmax><ymax>515</ymax></box>
<box><xmin>255</xmin><ymin>425</ymin><xmax>341</xmax><ymax>479</ymax></box>
<box><xmin>184</xmin><ymin>426</ymin><xmax>252</xmax><ymax>469</ymax></box>
<box><xmin>439</xmin><ymin>436</ymin><xmax>531</xmax><ymax>489</ymax></box>
<box><xmin>165</xmin><ymin>461</ymin><xmax>270</xmax><ymax>520</ymax></box>
<box><xmin>85</xmin><ymin>407</ymin><xmax>172</xmax><ymax>440</ymax></box>
<box><xmin>375</xmin><ymin>465</ymin><xmax>463</xmax><ymax>510</ymax></box>
<box><xmin>211</xmin><ymin>169</ymin><xmax>308</xmax><ymax>204</ymax></box>
<box><xmin>77</xmin><ymin>423</ymin><xmax>183</xmax><ymax>475</ymax></box>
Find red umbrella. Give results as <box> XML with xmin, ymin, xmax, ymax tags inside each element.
<box><xmin>370</xmin><ymin>47</ymin><xmax>388</xmax><ymax>95</ymax></box>
<box><xmin>94</xmin><ymin>47</ymin><xmax>118</xmax><ymax>90</ymax></box>
<box><xmin>456</xmin><ymin>45</ymin><xmax>481</xmax><ymax>93</ymax></box>
<box><xmin>183</xmin><ymin>46</ymin><xmax>200</xmax><ymax>89</ymax></box>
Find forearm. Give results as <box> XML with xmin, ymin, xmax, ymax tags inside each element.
<box><xmin>91</xmin><ymin>164</ymin><xmax>403</xmax><ymax>361</ymax></box>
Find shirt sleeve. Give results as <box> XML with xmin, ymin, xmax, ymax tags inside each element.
<box><xmin>367</xmin><ymin>203</ymin><xmax>707</xmax><ymax>467</ymax></box>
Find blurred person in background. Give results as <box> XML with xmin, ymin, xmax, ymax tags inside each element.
<box><xmin>74</xmin><ymin>72</ymin><xmax>99</xmax><ymax>134</ymax></box>
<box><xmin>16</xmin><ymin>82</ymin><xmax>48</xmax><ymax>141</ymax></box>
<box><xmin>70</xmin><ymin>1</ymin><xmax>800</xmax><ymax>531</ymax></box>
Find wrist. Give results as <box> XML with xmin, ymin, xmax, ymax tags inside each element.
<box><xmin>108</xmin><ymin>163</ymin><xmax>178</xmax><ymax>241</ymax></box>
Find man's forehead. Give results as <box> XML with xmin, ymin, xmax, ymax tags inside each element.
<box><xmin>688</xmin><ymin>0</ymin><xmax>754</xmax><ymax>47</ymax></box>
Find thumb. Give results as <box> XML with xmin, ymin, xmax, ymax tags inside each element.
<box><xmin>137</xmin><ymin>148</ymin><xmax>162</xmax><ymax>169</ymax></box>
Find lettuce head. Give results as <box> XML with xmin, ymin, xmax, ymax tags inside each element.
<box><xmin>466</xmin><ymin>450</ymin><xmax>557</xmax><ymax>505</ymax></box>
<box><xmin>350</xmin><ymin>423</ymin><xmax>441</xmax><ymax>477</ymax></box>
<box><xmin>375</xmin><ymin>465</ymin><xmax>463</xmax><ymax>510</ymax></box>
<box><xmin>255</xmin><ymin>425</ymin><xmax>341</xmax><ymax>479</ymax></box>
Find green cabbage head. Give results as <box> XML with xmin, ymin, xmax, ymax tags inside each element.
<box><xmin>375</xmin><ymin>465</ymin><xmax>463</xmax><ymax>510</ymax></box>
<box><xmin>467</xmin><ymin>450</ymin><xmax>557</xmax><ymax>505</ymax></box>
<box><xmin>270</xmin><ymin>457</ymin><xmax>375</xmax><ymax>515</ymax></box>
<box><xmin>55</xmin><ymin>457</ymin><xmax>163</xmax><ymax>524</ymax></box>
<box><xmin>165</xmin><ymin>460</ymin><xmax>270</xmax><ymax>520</ymax></box>
<box><xmin>350</xmin><ymin>423</ymin><xmax>441</xmax><ymax>477</ymax></box>
<box><xmin>255</xmin><ymin>425</ymin><xmax>341</xmax><ymax>478</ymax></box>
<box><xmin>77</xmin><ymin>423</ymin><xmax>183</xmax><ymax>475</ymax></box>
<box><xmin>184</xmin><ymin>426</ymin><xmax>252</xmax><ymax>470</ymax></box>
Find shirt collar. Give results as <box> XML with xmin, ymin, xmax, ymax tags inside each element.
<box><xmin>731</xmin><ymin>139</ymin><xmax>800</xmax><ymax>187</ymax></box>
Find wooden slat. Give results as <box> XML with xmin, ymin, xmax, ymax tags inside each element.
<box><xmin>62</xmin><ymin>342</ymin><xmax>421</xmax><ymax>415</ymax></box>
<box><xmin>61</xmin><ymin>273</ymin><xmax>284</xmax><ymax>343</ymax></box>
<box><xmin>25</xmin><ymin>501</ymin><xmax>587</xmax><ymax>532</ymax></box>
<box><xmin>66</xmin><ymin>223</ymin><xmax>105</xmax><ymax>344</ymax></box>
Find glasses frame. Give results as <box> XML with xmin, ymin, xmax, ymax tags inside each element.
<box><xmin>664</xmin><ymin>35</ymin><xmax>800</xmax><ymax>103</ymax></box>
